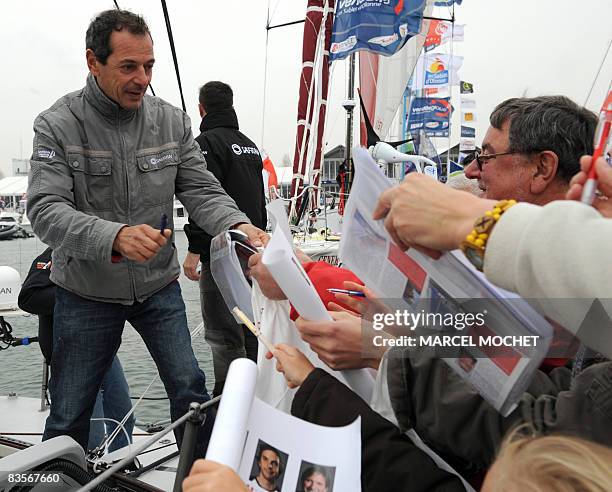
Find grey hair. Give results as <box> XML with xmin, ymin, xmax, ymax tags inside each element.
<box><xmin>490</xmin><ymin>96</ymin><xmax>597</xmax><ymax>181</ymax></box>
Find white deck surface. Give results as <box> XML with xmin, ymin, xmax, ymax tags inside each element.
<box><xmin>0</xmin><ymin>395</ymin><xmax>180</xmax><ymax>490</ymax></box>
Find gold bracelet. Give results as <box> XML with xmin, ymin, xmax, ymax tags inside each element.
<box><xmin>460</xmin><ymin>199</ymin><xmax>517</xmax><ymax>271</ymax></box>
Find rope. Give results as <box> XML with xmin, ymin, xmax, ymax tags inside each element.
<box><xmin>113</xmin><ymin>1</ymin><xmax>155</xmax><ymax>96</ymax></box>
<box><xmin>94</xmin><ymin>322</ymin><xmax>204</xmax><ymax>456</ymax></box>
<box><xmin>583</xmin><ymin>36</ymin><xmax>612</xmax><ymax>107</ymax></box>
<box><xmin>160</xmin><ymin>0</ymin><xmax>186</xmax><ymax>112</ymax></box>
<box><xmin>90</xmin><ymin>417</ymin><xmax>132</xmax><ymax>457</ymax></box>
<box><xmin>78</xmin><ymin>396</ymin><xmax>220</xmax><ymax>492</ymax></box>
<box><xmin>261</xmin><ymin>0</ymin><xmax>271</xmax><ymax>147</ymax></box>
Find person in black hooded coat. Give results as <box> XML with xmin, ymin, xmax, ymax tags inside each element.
<box><xmin>183</xmin><ymin>81</ymin><xmax>267</xmax><ymax>396</ymax></box>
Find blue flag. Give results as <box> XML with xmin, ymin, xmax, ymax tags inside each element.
<box><xmin>407</xmin><ymin>97</ymin><xmax>452</xmax><ymax>137</ymax></box>
<box><xmin>330</xmin><ymin>0</ymin><xmax>428</xmax><ymax>61</ymax></box>
<box><xmin>447</xmin><ymin>160</ymin><xmax>464</xmax><ymax>177</ymax></box>
<box><xmin>461</xmin><ymin>125</ymin><xmax>476</xmax><ymax>138</ymax></box>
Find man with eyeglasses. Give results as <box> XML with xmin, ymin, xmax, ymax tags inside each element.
<box><xmin>463</xmin><ymin>95</ymin><xmax>597</xmax><ymax>203</ymax></box>
<box><xmin>354</xmin><ymin>95</ymin><xmax>602</xmax><ymax>481</ymax></box>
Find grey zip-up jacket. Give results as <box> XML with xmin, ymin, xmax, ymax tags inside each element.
<box><xmin>27</xmin><ymin>74</ymin><xmax>249</xmax><ymax>303</ymax></box>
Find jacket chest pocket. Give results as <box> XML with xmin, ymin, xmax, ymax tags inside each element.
<box><xmin>68</xmin><ymin>151</ymin><xmax>113</xmax><ymax>211</ymax></box>
<box><xmin>136</xmin><ymin>145</ymin><xmax>179</xmax><ymax>206</ymax></box>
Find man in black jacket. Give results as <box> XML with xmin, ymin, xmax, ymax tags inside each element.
<box><xmin>183</xmin><ymin>81</ymin><xmax>267</xmax><ymax>396</ymax></box>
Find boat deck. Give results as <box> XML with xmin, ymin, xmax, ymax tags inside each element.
<box><xmin>0</xmin><ymin>395</ymin><xmax>180</xmax><ymax>490</ymax></box>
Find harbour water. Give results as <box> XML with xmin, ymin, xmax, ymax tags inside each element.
<box><xmin>0</xmin><ymin>233</ymin><xmax>215</xmax><ymax>426</ymax></box>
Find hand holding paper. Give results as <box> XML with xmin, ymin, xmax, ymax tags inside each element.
<box><xmin>266</xmin><ymin>343</ymin><xmax>315</xmax><ymax>388</ymax></box>
<box><xmin>262</xmin><ymin>228</ymin><xmax>332</xmax><ymax>322</ymax></box>
<box><xmin>183</xmin><ymin>460</ymin><xmax>245</xmax><ymax>492</ymax></box>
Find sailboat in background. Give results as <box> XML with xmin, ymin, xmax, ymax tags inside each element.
<box><xmin>282</xmin><ymin>0</ymin><xmax>462</xmax><ymax>246</ymax></box>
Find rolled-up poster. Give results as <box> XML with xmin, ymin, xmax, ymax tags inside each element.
<box><xmin>262</xmin><ymin>228</ymin><xmax>374</xmax><ymax>401</ymax></box>
<box><xmin>205</xmin><ymin>358</ymin><xmax>257</xmax><ymax>470</ymax></box>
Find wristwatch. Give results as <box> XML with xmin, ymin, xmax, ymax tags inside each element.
<box><xmin>460</xmin><ymin>199</ymin><xmax>517</xmax><ymax>271</ymax></box>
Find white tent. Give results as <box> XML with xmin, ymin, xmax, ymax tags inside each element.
<box><xmin>0</xmin><ymin>176</ymin><xmax>27</xmax><ymax>196</ymax></box>
<box><xmin>0</xmin><ymin>176</ymin><xmax>28</xmax><ymax>209</ymax></box>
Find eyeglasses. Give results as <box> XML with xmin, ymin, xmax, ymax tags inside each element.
<box><xmin>473</xmin><ymin>149</ymin><xmax>520</xmax><ymax>171</ymax></box>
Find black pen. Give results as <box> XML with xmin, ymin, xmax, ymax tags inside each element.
<box><xmin>160</xmin><ymin>213</ymin><xmax>168</xmax><ymax>234</ymax></box>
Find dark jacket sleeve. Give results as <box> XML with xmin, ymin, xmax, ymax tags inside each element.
<box><xmin>184</xmin><ymin>134</ymin><xmax>230</xmax><ymax>254</ymax></box>
<box><xmin>183</xmin><ymin>219</ymin><xmax>212</xmax><ymax>254</ymax></box>
<box><xmin>291</xmin><ymin>369</ymin><xmax>465</xmax><ymax>492</ymax></box>
<box><xmin>17</xmin><ymin>247</ymin><xmax>55</xmax><ymax>315</ymax></box>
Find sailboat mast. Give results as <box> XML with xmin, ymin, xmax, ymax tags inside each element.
<box><xmin>344</xmin><ymin>53</ymin><xmax>356</xmax><ymax>194</ymax></box>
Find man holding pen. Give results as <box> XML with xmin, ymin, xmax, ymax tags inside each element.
<box><xmin>27</xmin><ymin>9</ymin><xmax>265</xmax><ymax>457</ymax></box>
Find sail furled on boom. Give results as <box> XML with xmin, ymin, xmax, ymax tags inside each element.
<box><xmin>290</xmin><ymin>0</ymin><xmax>335</xmax><ymax>217</ymax></box>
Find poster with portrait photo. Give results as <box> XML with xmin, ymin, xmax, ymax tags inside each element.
<box><xmin>246</xmin><ymin>439</ymin><xmax>289</xmax><ymax>492</ymax></box>
<box><xmin>236</xmin><ymin>397</ymin><xmax>361</xmax><ymax>491</ymax></box>
<box><xmin>295</xmin><ymin>461</ymin><xmax>336</xmax><ymax>492</ymax></box>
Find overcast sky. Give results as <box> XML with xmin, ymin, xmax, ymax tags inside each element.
<box><xmin>1</xmin><ymin>0</ymin><xmax>610</xmax><ymax>178</ymax></box>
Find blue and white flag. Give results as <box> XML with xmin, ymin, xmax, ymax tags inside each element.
<box><xmin>330</xmin><ymin>0</ymin><xmax>428</xmax><ymax>61</ymax></box>
<box><xmin>413</xmin><ymin>52</ymin><xmax>463</xmax><ymax>89</ymax></box>
<box><xmin>407</xmin><ymin>97</ymin><xmax>452</xmax><ymax>137</ymax></box>
<box><xmin>460</xmin><ymin>125</ymin><xmax>475</xmax><ymax>138</ymax></box>
<box><xmin>447</xmin><ymin>160</ymin><xmax>464</xmax><ymax>177</ymax></box>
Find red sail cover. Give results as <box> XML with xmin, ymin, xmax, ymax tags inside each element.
<box><xmin>291</xmin><ymin>0</ymin><xmax>335</xmax><ymax>215</ymax></box>
<box><xmin>359</xmin><ymin>51</ymin><xmax>380</xmax><ymax>146</ymax></box>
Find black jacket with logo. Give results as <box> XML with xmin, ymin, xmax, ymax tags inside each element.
<box><xmin>184</xmin><ymin>108</ymin><xmax>267</xmax><ymax>261</ymax></box>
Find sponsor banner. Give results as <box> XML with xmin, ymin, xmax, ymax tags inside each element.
<box><xmin>460</xmin><ymin>125</ymin><xmax>476</xmax><ymax>138</ymax></box>
<box><xmin>407</xmin><ymin>97</ymin><xmax>452</xmax><ymax>137</ymax></box>
<box><xmin>460</xmin><ymin>137</ymin><xmax>476</xmax><ymax>152</ymax></box>
<box><xmin>413</xmin><ymin>52</ymin><xmax>463</xmax><ymax>89</ymax></box>
<box><xmin>460</xmin><ymin>97</ymin><xmax>476</xmax><ymax>109</ymax></box>
<box><xmin>462</xmin><ymin>111</ymin><xmax>476</xmax><ymax>123</ymax></box>
<box><xmin>330</xmin><ymin>0</ymin><xmax>428</xmax><ymax>61</ymax></box>
<box><xmin>434</xmin><ymin>0</ymin><xmax>463</xmax><ymax>5</ymax></box>
<box><xmin>424</xmin><ymin>86</ymin><xmax>451</xmax><ymax>97</ymax></box>
<box><xmin>460</xmin><ymin>80</ymin><xmax>474</xmax><ymax>94</ymax></box>
<box><xmin>424</xmin><ymin>20</ymin><xmax>465</xmax><ymax>51</ymax></box>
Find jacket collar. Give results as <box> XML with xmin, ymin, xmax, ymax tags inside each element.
<box><xmin>83</xmin><ymin>73</ymin><xmax>139</xmax><ymax>122</ymax></box>
<box><xmin>199</xmin><ymin>108</ymin><xmax>239</xmax><ymax>133</ymax></box>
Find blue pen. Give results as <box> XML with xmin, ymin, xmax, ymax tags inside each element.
<box><xmin>327</xmin><ymin>288</ymin><xmax>366</xmax><ymax>298</ymax></box>
<box><xmin>160</xmin><ymin>213</ymin><xmax>168</xmax><ymax>234</ymax></box>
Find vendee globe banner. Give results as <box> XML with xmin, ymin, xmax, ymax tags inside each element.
<box><xmin>407</xmin><ymin>97</ymin><xmax>452</xmax><ymax>137</ymax></box>
<box><xmin>329</xmin><ymin>0</ymin><xmax>428</xmax><ymax>61</ymax></box>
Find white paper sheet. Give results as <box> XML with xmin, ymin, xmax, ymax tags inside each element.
<box><xmin>266</xmin><ymin>199</ymin><xmax>293</xmax><ymax>244</ymax></box>
<box><xmin>340</xmin><ymin>147</ymin><xmax>554</xmax><ymax>415</ymax></box>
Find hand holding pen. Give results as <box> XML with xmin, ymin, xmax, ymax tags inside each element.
<box><xmin>111</xmin><ymin>213</ymin><xmax>171</xmax><ymax>263</ymax></box>
<box><xmin>231</xmin><ymin>307</ymin><xmax>315</xmax><ymax>388</ymax></box>
<box><xmin>567</xmin><ymin>155</ymin><xmax>612</xmax><ymax>217</ymax></box>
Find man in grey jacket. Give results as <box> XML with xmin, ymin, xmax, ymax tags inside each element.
<box><xmin>27</xmin><ymin>9</ymin><xmax>265</xmax><ymax>456</ymax></box>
